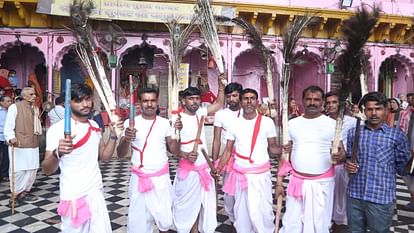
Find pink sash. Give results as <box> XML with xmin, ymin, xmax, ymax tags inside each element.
<box><xmin>222</xmin><ymin>162</ymin><xmax>271</xmax><ymax>196</ymax></box>
<box><xmin>288</xmin><ymin>166</ymin><xmax>335</xmax><ymax>200</ymax></box>
<box><xmin>178</xmin><ymin>159</ymin><xmax>212</xmax><ymax>192</ymax></box>
<box><xmin>57</xmin><ymin>197</ymin><xmax>91</xmax><ymax>227</ymax></box>
<box><xmin>131</xmin><ymin>163</ymin><xmax>169</xmax><ymax>193</ymax></box>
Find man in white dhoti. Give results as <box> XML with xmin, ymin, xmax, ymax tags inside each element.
<box><xmin>117</xmin><ymin>87</ymin><xmax>181</xmax><ymax>233</ymax></box>
<box><xmin>4</xmin><ymin>87</ymin><xmax>41</xmax><ymax>206</ymax></box>
<box><xmin>211</xmin><ymin>82</ymin><xmax>243</xmax><ymax>226</ymax></box>
<box><xmin>216</xmin><ymin>88</ymin><xmax>280</xmax><ymax>233</ymax></box>
<box><xmin>277</xmin><ymin>86</ymin><xmax>345</xmax><ymax>233</ymax></box>
<box><xmin>42</xmin><ymin>83</ymin><xmax>122</xmax><ymax>233</ymax></box>
<box><xmin>325</xmin><ymin>91</ymin><xmax>357</xmax><ymax>232</ymax></box>
<box><xmin>173</xmin><ymin>79</ymin><xmax>224</xmax><ymax>233</ymax></box>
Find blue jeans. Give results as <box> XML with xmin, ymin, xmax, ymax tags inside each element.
<box><xmin>346</xmin><ymin>196</ymin><xmax>394</xmax><ymax>233</ymax></box>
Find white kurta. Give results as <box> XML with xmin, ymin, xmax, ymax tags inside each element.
<box><xmin>225</xmin><ymin>114</ymin><xmax>277</xmax><ymax>233</ymax></box>
<box><xmin>213</xmin><ymin>108</ymin><xmax>242</xmax><ymax>222</ymax></box>
<box><xmin>4</xmin><ymin>104</ymin><xmax>39</xmax><ymax>172</ymax></box>
<box><xmin>46</xmin><ymin>119</ymin><xmax>111</xmax><ymax>233</ymax></box>
<box><xmin>173</xmin><ymin>108</ymin><xmax>217</xmax><ymax>233</ymax></box>
<box><xmin>332</xmin><ymin>115</ymin><xmax>357</xmax><ymax>225</ymax></box>
<box><xmin>123</xmin><ymin>116</ymin><xmax>173</xmax><ymax>233</ymax></box>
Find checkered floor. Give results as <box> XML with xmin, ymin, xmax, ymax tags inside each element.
<box><xmin>2</xmin><ymin>157</ymin><xmax>414</xmax><ymax>233</ymax></box>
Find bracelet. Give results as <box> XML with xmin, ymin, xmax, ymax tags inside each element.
<box><xmin>109</xmin><ymin>135</ymin><xmax>118</xmax><ymax>140</ymax></box>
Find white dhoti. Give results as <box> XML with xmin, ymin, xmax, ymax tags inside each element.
<box><xmin>281</xmin><ymin>177</ymin><xmax>335</xmax><ymax>233</ymax></box>
<box><xmin>8</xmin><ymin>147</ymin><xmax>39</xmax><ymax>195</ymax></box>
<box><xmin>233</xmin><ymin>172</ymin><xmax>275</xmax><ymax>233</ymax></box>
<box><xmin>60</xmin><ymin>188</ymin><xmax>112</xmax><ymax>233</ymax></box>
<box><xmin>332</xmin><ymin>165</ymin><xmax>348</xmax><ymax>225</ymax></box>
<box><xmin>172</xmin><ymin>166</ymin><xmax>217</xmax><ymax>233</ymax></box>
<box><xmin>222</xmin><ymin>172</ymin><xmax>235</xmax><ymax>223</ymax></box>
<box><xmin>10</xmin><ymin>169</ymin><xmax>37</xmax><ymax>195</ymax></box>
<box><xmin>128</xmin><ymin>172</ymin><xmax>173</xmax><ymax>233</ymax></box>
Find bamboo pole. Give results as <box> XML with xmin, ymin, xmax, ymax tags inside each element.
<box><xmin>11</xmin><ymin>144</ymin><xmax>15</xmax><ymax>214</ymax></box>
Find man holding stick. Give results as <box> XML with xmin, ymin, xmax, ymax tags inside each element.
<box><xmin>211</xmin><ymin>82</ymin><xmax>243</xmax><ymax>225</ymax></box>
<box><xmin>216</xmin><ymin>88</ymin><xmax>280</xmax><ymax>232</ymax></box>
<box><xmin>325</xmin><ymin>91</ymin><xmax>357</xmax><ymax>231</ymax></box>
<box><xmin>278</xmin><ymin>86</ymin><xmax>344</xmax><ymax>233</ymax></box>
<box><xmin>345</xmin><ymin>92</ymin><xmax>410</xmax><ymax>233</ymax></box>
<box><xmin>42</xmin><ymin>83</ymin><xmax>122</xmax><ymax>233</ymax></box>
<box><xmin>4</xmin><ymin>87</ymin><xmax>41</xmax><ymax>206</ymax></box>
<box><xmin>117</xmin><ymin>87</ymin><xmax>182</xmax><ymax>233</ymax></box>
<box><xmin>172</xmin><ymin>78</ymin><xmax>224</xmax><ymax>233</ymax></box>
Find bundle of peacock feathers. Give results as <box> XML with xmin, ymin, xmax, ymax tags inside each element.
<box><xmin>195</xmin><ymin>0</ymin><xmax>226</xmax><ymax>85</ymax></box>
<box><xmin>336</xmin><ymin>4</ymin><xmax>380</xmax><ymax>102</ymax></box>
<box><xmin>69</xmin><ymin>0</ymin><xmax>121</xmax><ymax>135</ymax></box>
<box><xmin>165</xmin><ymin>16</ymin><xmax>199</xmax><ymax>140</ymax></box>
<box><xmin>331</xmin><ymin>5</ymin><xmax>380</xmax><ymax>155</ymax></box>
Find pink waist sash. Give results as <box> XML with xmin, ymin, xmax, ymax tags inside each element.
<box><xmin>131</xmin><ymin>163</ymin><xmax>169</xmax><ymax>193</ymax></box>
<box><xmin>288</xmin><ymin>166</ymin><xmax>335</xmax><ymax>200</ymax></box>
<box><xmin>223</xmin><ymin>162</ymin><xmax>271</xmax><ymax>196</ymax></box>
<box><xmin>57</xmin><ymin>197</ymin><xmax>91</xmax><ymax>227</ymax></box>
<box><xmin>178</xmin><ymin>159</ymin><xmax>212</xmax><ymax>192</ymax></box>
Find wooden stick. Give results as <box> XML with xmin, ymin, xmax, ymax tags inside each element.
<box><xmin>274</xmin><ymin>195</ymin><xmax>283</xmax><ymax>233</ymax></box>
<box><xmin>11</xmin><ymin>144</ymin><xmax>15</xmax><ymax>214</ymax></box>
<box><xmin>351</xmin><ymin>118</ymin><xmax>362</xmax><ymax>163</ymax></box>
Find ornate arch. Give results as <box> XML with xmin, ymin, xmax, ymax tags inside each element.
<box><xmin>118</xmin><ymin>44</ymin><xmax>166</xmax><ymax>69</ymax></box>
<box><xmin>54</xmin><ymin>44</ymin><xmax>76</xmax><ymax>69</ymax></box>
<box><xmin>0</xmin><ymin>41</ymin><xmax>46</xmax><ymax>62</ymax></box>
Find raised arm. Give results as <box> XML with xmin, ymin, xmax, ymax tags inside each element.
<box><xmin>207</xmin><ymin>75</ymin><xmax>225</xmax><ymax>115</ymax></box>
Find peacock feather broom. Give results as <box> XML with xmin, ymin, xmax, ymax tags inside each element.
<box><xmin>333</xmin><ymin>5</ymin><xmax>380</xmax><ymax>156</ymax></box>
<box><xmin>195</xmin><ymin>0</ymin><xmax>227</xmax><ymax>85</ymax></box>
<box><xmin>165</xmin><ymin>16</ymin><xmax>199</xmax><ymax>140</ymax></box>
<box><xmin>69</xmin><ymin>0</ymin><xmax>122</xmax><ymax>135</ymax></box>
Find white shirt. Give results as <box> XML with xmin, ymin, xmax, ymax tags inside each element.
<box><xmin>46</xmin><ymin>119</ymin><xmax>103</xmax><ymax>200</ymax></box>
<box><xmin>342</xmin><ymin>115</ymin><xmax>357</xmax><ymax>149</ymax></box>
<box><xmin>288</xmin><ymin>115</ymin><xmax>337</xmax><ymax>174</ymax></box>
<box><xmin>214</xmin><ymin>108</ymin><xmax>242</xmax><ymax>145</ymax></box>
<box><xmin>227</xmin><ymin>114</ymin><xmax>277</xmax><ymax>167</ymax></box>
<box><xmin>123</xmin><ymin>115</ymin><xmax>172</xmax><ymax>172</ymax></box>
<box><xmin>180</xmin><ymin>107</ymin><xmax>208</xmax><ymax>166</ymax></box>
<box><xmin>48</xmin><ymin>105</ymin><xmax>65</xmax><ymax>125</ymax></box>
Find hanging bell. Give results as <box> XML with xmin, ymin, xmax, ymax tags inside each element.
<box><xmin>138</xmin><ymin>56</ymin><xmax>148</xmax><ymax>68</ymax></box>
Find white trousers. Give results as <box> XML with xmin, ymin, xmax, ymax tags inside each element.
<box><xmin>172</xmin><ymin>169</ymin><xmax>217</xmax><ymax>233</ymax></box>
<box><xmin>332</xmin><ymin>165</ymin><xmax>348</xmax><ymax>225</ymax></box>
<box><xmin>10</xmin><ymin>169</ymin><xmax>37</xmax><ymax>195</ymax></box>
<box><xmin>233</xmin><ymin>172</ymin><xmax>275</xmax><ymax>233</ymax></box>
<box><xmin>61</xmin><ymin>188</ymin><xmax>112</xmax><ymax>233</ymax></box>
<box><xmin>281</xmin><ymin>177</ymin><xmax>335</xmax><ymax>233</ymax></box>
<box><xmin>128</xmin><ymin>173</ymin><xmax>173</xmax><ymax>233</ymax></box>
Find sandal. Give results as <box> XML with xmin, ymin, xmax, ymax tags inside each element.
<box><xmin>8</xmin><ymin>198</ymin><xmax>22</xmax><ymax>208</ymax></box>
<box><xmin>19</xmin><ymin>192</ymin><xmax>38</xmax><ymax>202</ymax></box>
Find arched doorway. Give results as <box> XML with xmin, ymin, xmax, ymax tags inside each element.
<box><xmin>378</xmin><ymin>55</ymin><xmax>414</xmax><ymax>98</ymax></box>
<box><xmin>119</xmin><ymin>43</ymin><xmax>168</xmax><ymax>117</ymax></box>
<box><xmin>0</xmin><ymin>41</ymin><xmax>46</xmax><ymax>94</ymax></box>
<box><xmin>289</xmin><ymin>51</ymin><xmax>324</xmax><ymax>109</ymax></box>
<box><xmin>232</xmin><ymin>49</ymin><xmax>278</xmax><ymax>102</ymax></box>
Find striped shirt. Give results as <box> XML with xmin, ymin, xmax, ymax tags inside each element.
<box><xmin>346</xmin><ymin>123</ymin><xmax>410</xmax><ymax>204</ymax></box>
<box><xmin>399</xmin><ymin>106</ymin><xmax>414</xmax><ymax>133</ymax></box>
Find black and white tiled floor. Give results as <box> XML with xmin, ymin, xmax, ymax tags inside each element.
<box><xmin>2</xmin><ymin>156</ymin><xmax>414</xmax><ymax>232</ymax></box>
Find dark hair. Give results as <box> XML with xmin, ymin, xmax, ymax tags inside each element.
<box><xmin>241</xmin><ymin>88</ymin><xmax>258</xmax><ymax>100</ymax></box>
<box><xmin>302</xmin><ymin>85</ymin><xmax>325</xmax><ymax>100</ymax></box>
<box><xmin>224</xmin><ymin>82</ymin><xmax>243</xmax><ymax>95</ymax></box>
<box><xmin>0</xmin><ymin>95</ymin><xmax>11</xmax><ymax>102</ymax></box>
<box><xmin>407</xmin><ymin>93</ymin><xmax>414</xmax><ymax>98</ymax></box>
<box><xmin>360</xmin><ymin>92</ymin><xmax>387</xmax><ymax>108</ymax></box>
<box><xmin>325</xmin><ymin>91</ymin><xmax>339</xmax><ymax>100</ymax></box>
<box><xmin>55</xmin><ymin>96</ymin><xmax>65</xmax><ymax>105</ymax></box>
<box><xmin>388</xmin><ymin>98</ymin><xmax>401</xmax><ymax>108</ymax></box>
<box><xmin>71</xmin><ymin>83</ymin><xmax>93</xmax><ymax>102</ymax></box>
<box><xmin>138</xmin><ymin>87</ymin><xmax>159</xmax><ymax>100</ymax></box>
<box><xmin>14</xmin><ymin>88</ymin><xmax>21</xmax><ymax>96</ymax></box>
<box><xmin>181</xmin><ymin>87</ymin><xmax>201</xmax><ymax>98</ymax></box>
